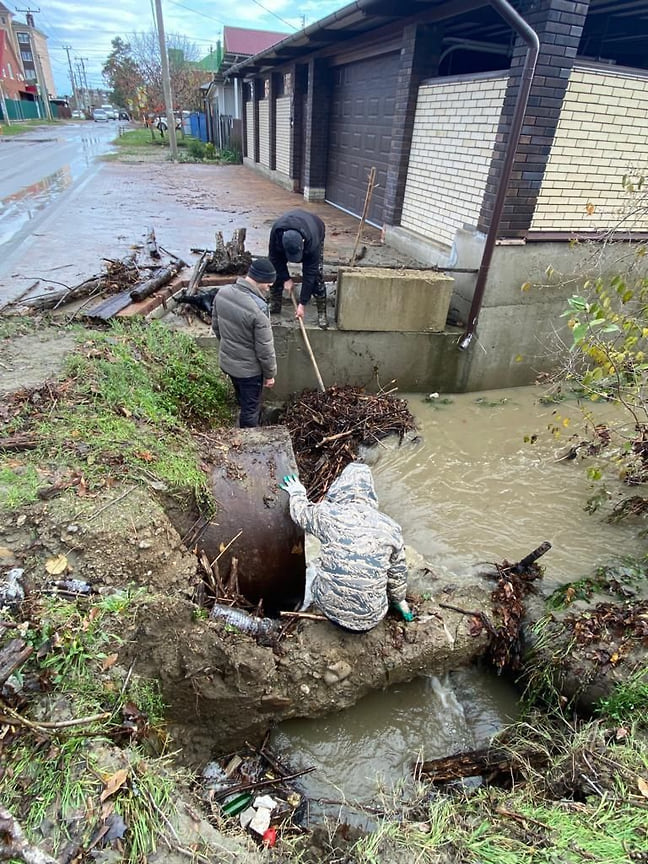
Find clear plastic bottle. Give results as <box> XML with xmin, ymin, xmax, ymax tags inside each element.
<box><xmin>209</xmin><ymin>603</ymin><xmax>276</xmax><ymax>636</ymax></box>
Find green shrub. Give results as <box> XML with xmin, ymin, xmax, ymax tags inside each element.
<box><xmin>188</xmin><ymin>138</ymin><xmax>205</xmax><ymax>159</ymax></box>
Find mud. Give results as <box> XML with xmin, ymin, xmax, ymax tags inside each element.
<box><xmin>1</xmin><ymin>467</ymin><xmax>492</xmax><ymax>766</ymax></box>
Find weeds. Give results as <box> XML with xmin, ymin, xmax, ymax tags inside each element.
<box><xmin>596</xmin><ymin>667</ymin><xmax>648</xmax><ymax>726</ymax></box>
<box><xmin>0</xmin><ymin>318</ymin><xmax>233</xmax><ymax>510</ymax></box>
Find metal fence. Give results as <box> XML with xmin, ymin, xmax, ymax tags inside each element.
<box><xmin>0</xmin><ymin>97</ymin><xmax>45</xmax><ymax>121</ymax></box>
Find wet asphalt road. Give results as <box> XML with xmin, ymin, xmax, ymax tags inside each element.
<box><xmin>0</xmin><ymin>124</ymin><xmax>415</xmax><ymax>310</ymax></box>
<box><xmin>0</xmin><ymin>121</ymin><xmax>119</xmax><ymax>305</ymax></box>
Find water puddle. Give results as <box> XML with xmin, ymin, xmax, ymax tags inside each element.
<box><xmin>0</xmin><ymin>128</ymin><xmax>116</xmax><ymax>249</ymax></box>
<box><xmin>0</xmin><ymin>167</ymin><xmax>73</xmax><ymax>245</ymax></box>
<box><xmin>271</xmin><ymin>667</ymin><xmax>518</xmax><ymax>826</ymax></box>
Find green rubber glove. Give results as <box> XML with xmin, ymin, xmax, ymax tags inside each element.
<box><xmin>280</xmin><ymin>474</ymin><xmax>306</xmax><ymax>496</ymax></box>
<box><xmin>393</xmin><ymin>600</ymin><xmax>414</xmax><ymax>622</ymax></box>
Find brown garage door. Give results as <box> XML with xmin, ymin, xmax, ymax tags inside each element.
<box><xmin>326</xmin><ymin>53</ymin><xmax>400</xmax><ymax>225</ymax></box>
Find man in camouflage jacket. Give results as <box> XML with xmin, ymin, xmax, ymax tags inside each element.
<box><xmin>281</xmin><ymin>463</ymin><xmax>412</xmax><ymax>631</ymax></box>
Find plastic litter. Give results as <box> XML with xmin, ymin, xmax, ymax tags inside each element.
<box><xmin>209</xmin><ymin>603</ymin><xmax>276</xmax><ymax>636</ymax></box>
<box><xmin>262</xmin><ymin>827</ymin><xmax>277</xmax><ymax>847</ymax></box>
<box><xmin>0</xmin><ymin>568</ymin><xmax>25</xmax><ymax>606</ymax></box>
<box><xmin>248</xmin><ymin>806</ymin><xmax>272</xmax><ymax>835</ymax></box>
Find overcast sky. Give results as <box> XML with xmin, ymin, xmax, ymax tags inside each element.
<box><xmin>5</xmin><ymin>0</ymin><xmax>343</xmax><ymax>96</ymax></box>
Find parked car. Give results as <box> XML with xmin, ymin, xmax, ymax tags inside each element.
<box><xmin>71</xmin><ymin>110</ymin><xmax>83</xmax><ymax>119</ymax></box>
<box><xmin>118</xmin><ymin>110</ymin><xmax>130</xmax><ymax>121</ymax></box>
<box><xmin>156</xmin><ymin>110</ymin><xmax>191</xmax><ymax>132</ymax></box>
<box><xmin>92</xmin><ymin>108</ymin><xmax>109</xmax><ymax>122</ymax></box>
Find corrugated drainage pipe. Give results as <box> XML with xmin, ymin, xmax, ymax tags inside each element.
<box><xmin>459</xmin><ymin>0</ymin><xmax>540</xmax><ymax>351</ymax></box>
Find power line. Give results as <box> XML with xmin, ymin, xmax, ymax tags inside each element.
<box><xmin>165</xmin><ymin>0</ymin><xmax>224</xmax><ymax>25</ymax></box>
<box><xmin>248</xmin><ymin>0</ymin><xmax>298</xmax><ymax>31</ymax></box>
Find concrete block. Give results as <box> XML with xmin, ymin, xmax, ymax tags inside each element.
<box><xmin>336</xmin><ymin>267</ymin><xmax>454</xmax><ymax>332</ymax></box>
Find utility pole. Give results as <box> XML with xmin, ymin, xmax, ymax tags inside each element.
<box><xmin>16</xmin><ymin>7</ymin><xmax>52</xmax><ymax>120</ymax></box>
<box><xmin>153</xmin><ymin>0</ymin><xmax>177</xmax><ymax>160</ymax></box>
<box><xmin>75</xmin><ymin>61</ymin><xmax>86</xmax><ymax>113</ymax></box>
<box><xmin>80</xmin><ymin>57</ymin><xmax>90</xmax><ymax>107</ymax></box>
<box><xmin>63</xmin><ymin>45</ymin><xmax>77</xmax><ymax>110</ymax></box>
<box><xmin>0</xmin><ymin>82</ymin><xmax>12</xmax><ymax>126</ymax></box>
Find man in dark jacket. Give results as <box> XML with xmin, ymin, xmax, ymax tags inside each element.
<box><xmin>211</xmin><ymin>258</ymin><xmax>277</xmax><ymax>428</ymax></box>
<box><xmin>268</xmin><ymin>209</ymin><xmax>328</xmax><ymax>329</ymax></box>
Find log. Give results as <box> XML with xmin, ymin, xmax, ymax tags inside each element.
<box><xmin>130</xmin><ymin>261</ymin><xmax>186</xmax><ymax>302</ymax></box>
<box><xmin>0</xmin><ymin>638</ymin><xmax>33</xmax><ymax>685</ymax></box>
<box><xmin>0</xmin><ymin>434</ymin><xmax>39</xmax><ymax>452</ymax></box>
<box><xmin>196</xmin><ymin>228</ymin><xmax>253</xmax><ymax>275</ymax></box>
<box><xmin>22</xmin><ymin>277</ymin><xmax>102</xmax><ymax>311</ymax></box>
<box><xmin>417</xmin><ymin>744</ymin><xmax>549</xmax><ymax>784</ymax></box>
<box><xmin>146</xmin><ymin>226</ymin><xmax>161</xmax><ymax>259</ymax></box>
<box><xmin>185</xmin><ymin>251</ymin><xmax>209</xmax><ymax>297</ymax></box>
<box><xmin>21</xmin><ymin>255</ymin><xmax>139</xmax><ymax>311</ymax></box>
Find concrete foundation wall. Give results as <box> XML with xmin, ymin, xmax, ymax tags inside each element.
<box><xmin>199</xmin><ymin>327</ymin><xmax>472</xmax><ymax>402</ymax></box>
<box><xmin>336</xmin><ymin>267</ymin><xmax>453</xmax><ymax>332</ymax></box>
<box><xmin>242</xmin><ymin>157</ymin><xmax>297</xmax><ymax>192</ymax></box>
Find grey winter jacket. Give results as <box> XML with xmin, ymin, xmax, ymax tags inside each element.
<box><xmin>288</xmin><ymin>463</ymin><xmax>408</xmax><ymax>632</ymax></box>
<box><xmin>212</xmin><ymin>276</ymin><xmax>277</xmax><ymax>380</ymax></box>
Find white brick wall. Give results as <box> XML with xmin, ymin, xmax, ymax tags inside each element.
<box><xmin>531</xmin><ymin>67</ymin><xmax>648</xmax><ymax>233</ymax></box>
<box><xmin>401</xmin><ymin>75</ymin><xmax>508</xmax><ymax>247</ymax></box>
<box><xmin>259</xmin><ymin>101</ymin><xmax>269</xmax><ymax>167</ymax></box>
<box><xmin>245</xmin><ymin>101</ymin><xmax>254</xmax><ymax>158</ymax></box>
<box><xmin>276</xmin><ymin>96</ymin><xmax>291</xmax><ymax>177</ymax></box>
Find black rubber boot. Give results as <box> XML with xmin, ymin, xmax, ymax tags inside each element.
<box><xmin>269</xmin><ymin>293</ymin><xmax>282</xmax><ymax>314</ymax></box>
<box><xmin>316</xmin><ymin>296</ymin><xmax>328</xmax><ymax>329</ymax></box>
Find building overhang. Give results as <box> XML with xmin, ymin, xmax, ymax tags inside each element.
<box><xmin>225</xmin><ymin>0</ymin><xmax>648</xmax><ymax>80</ymax></box>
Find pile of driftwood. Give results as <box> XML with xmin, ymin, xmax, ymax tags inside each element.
<box><xmin>9</xmin><ymin>227</ymin><xmax>186</xmax><ymax>320</ymax></box>
<box><xmin>281</xmin><ymin>385</ymin><xmax>417</xmax><ymax>501</ymax></box>
<box><xmin>176</xmin><ymin>228</ymin><xmax>253</xmax><ymax>323</ymax></box>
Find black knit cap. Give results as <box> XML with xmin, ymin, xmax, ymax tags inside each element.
<box><xmin>248</xmin><ymin>257</ymin><xmax>276</xmax><ymax>284</ymax></box>
<box><xmin>282</xmin><ymin>229</ymin><xmax>304</xmax><ymax>263</ymax></box>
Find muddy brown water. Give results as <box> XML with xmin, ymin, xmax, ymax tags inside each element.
<box><xmin>270</xmin><ymin>385</ymin><xmax>646</xmax><ymax>820</ymax></box>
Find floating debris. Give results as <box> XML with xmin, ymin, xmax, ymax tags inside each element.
<box><xmin>281</xmin><ymin>385</ymin><xmax>416</xmax><ymax>500</ymax></box>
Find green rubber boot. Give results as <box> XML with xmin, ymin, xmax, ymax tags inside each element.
<box><xmin>316</xmin><ymin>296</ymin><xmax>328</xmax><ymax>329</ymax></box>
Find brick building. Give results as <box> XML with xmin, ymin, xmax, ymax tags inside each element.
<box><xmin>226</xmin><ymin>0</ymin><xmax>648</xmax><ymax>389</ymax></box>
<box><xmin>0</xmin><ymin>2</ymin><xmax>27</xmax><ymax>102</ymax></box>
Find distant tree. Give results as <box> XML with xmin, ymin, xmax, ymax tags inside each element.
<box><xmin>102</xmin><ymin>32</ymin><xmax>203</xmax><ymax>118</ymax></box>
<box><xmin>102</xmin><ymin>37</ymin><xmax>143</xmax><ymax>109</ymax></box>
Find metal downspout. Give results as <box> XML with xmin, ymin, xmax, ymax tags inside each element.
<box><xmin>458</xmin><ymin>0</ymin><xmax>540</xmax><ymax>350</ymax></box>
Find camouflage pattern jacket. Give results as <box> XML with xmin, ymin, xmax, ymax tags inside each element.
<box><xmin>289</xmin><ymin>463</ymin><xmax>408</xmax><ymax>632</ymax></box>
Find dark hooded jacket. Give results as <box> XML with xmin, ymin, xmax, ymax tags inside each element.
<box><xmin>268</xmin><ymin>209</ymin><xmax>325</xmax><ymax>305</ymax></box>
<box><xmin>288</xmin><ymin>463</ymin><xmax>408</xmax><ymax>631</ymax></box>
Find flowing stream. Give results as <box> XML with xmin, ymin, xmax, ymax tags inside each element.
<box><xmin>270</xmin><ymin>385</ymin><xmax>647</xmax><ymax>820</ymax></box>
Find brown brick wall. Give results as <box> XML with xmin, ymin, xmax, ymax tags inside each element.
<box><xmin>478</xmin><ymin>0</ymin><xmax>590</xmax><ymax>238</ymax></box>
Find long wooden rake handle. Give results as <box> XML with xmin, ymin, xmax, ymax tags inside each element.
<box><xmin>290</xmin><ymin>288</ymin><xmax>326</xmax><ymax>392</ymax></box>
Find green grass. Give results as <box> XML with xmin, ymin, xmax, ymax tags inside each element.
<box><xmin>0</xmin><ymin>118</ymin><xmax>63</xmax><ymax>136</ymax></box>
<box><xmin>105</xmin><ymin>126</ymin><xmax>241</xmax><ymax>163</ymax></box>
<box><xmin>596</xmin><ymin>667</ymin><xmax>648</xmax><ymax>726</ymax></box>
<box><xmin>0</xmin><ymin>318</ymin><xmax>233</xmax><ymax>511</ymax></box>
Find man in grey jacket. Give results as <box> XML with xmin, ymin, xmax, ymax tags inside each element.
<box><xmin>281</xmin><ymin>463</ymin><xmax>413</xmax><ymax>631</ymax></box>
<box><xmin>212</xmin><ymin>258</ymin><xmax>277</xmax><ymax>428</ymax></box>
